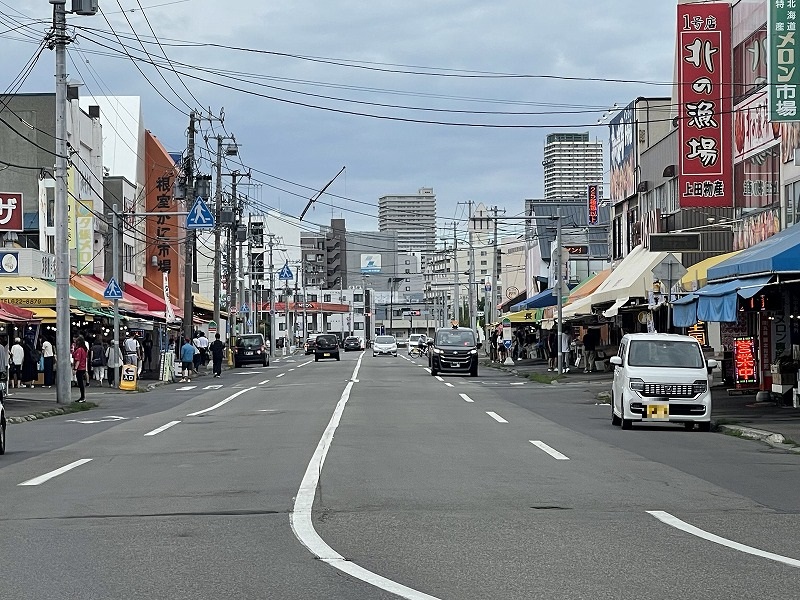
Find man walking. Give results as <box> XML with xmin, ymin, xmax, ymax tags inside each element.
<box><xmin>9</xmin><ymin>337</ymin><xmax>24</xmax><ymax>389</ymax></box>
<box><xmin>583</xmin><ymin>329</ymin><xmax>598</xmax><ymax>373</ymax></box>
<box><xmin>210</xmin><ymin>334</ymin><xmax>225</xmax><ymax>378</ymax></box>
<box><xmin>197</xmin><ymin>330</ymin><xmax>210</xmax><ymax>367</ymax></box>
<box><xmin>180</xmin><ymin>338</ymin><xmax>196</xmax><ymax>383</ymax></box>
<box><xmin>41</xmin><ymin>335</ymin><xmax>55</xmax><ymax>388</ymax></box>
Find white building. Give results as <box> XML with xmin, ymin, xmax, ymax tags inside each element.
<box><xmin>378</xmin><ymin>187</ymin><xmax>437</xmax><ymax>255</ymax></box>
<box><xmin>542</xmin><ymin>133</ymin><xmax>603</xmax><ymax>200</ymax></box>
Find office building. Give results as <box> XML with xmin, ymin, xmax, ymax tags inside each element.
<box><xmin>378</xmin><ymin>187</ymin><xmax>437</xmax><ymax>255</ymax></box>
<box><xmin>542</xmin><ymin>133</ymin><xmax>604</xmax><ymax>199</ymax></box>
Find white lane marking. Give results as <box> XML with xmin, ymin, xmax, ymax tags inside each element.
<box><xmin>289</xmin><ymin>368</ymin><xmax>295</xmax><ymax>372</ymax></box>
<box><xmin>444</xmin><ymin>382</ymin><xmax>454</xmax><ymax>387</ymax></box>
<box><xmin>186</xmin><ymin>387</ymin><xmax>256</xmax><ymax>417</ymax></box>
<box><xmin>276</xmin><ymin>373</ymin><xmax>286</xmax><ymax>378</ymax></box>
<box><xmin>530</xmin><ymin>440</ymin><xmax>570</xmax><ymax>460</ymax></box>
<box><xmin>299</xmin><ymin>360</ymin><xmax>312</xmax><ymax>367</ymax></box>
<box><xmin>509</xmin><ymin>382</ymin><xmax>525</xmax><ymax>386</ymax></box>
<box><xmin>177</xmin><ymin>385</ymin><xmax>196</xmax><ymax>391</ymax></box>
<box><xmin>648</xmin><ymin>511</ymin><xmax>800</xmax><ymax>569</ymax></box>
<box><xmin>258</xmin><ymin>379</ymin><xmax>270</xmax><ymax>385</ymax></box>
<box><xmin>291</xmin><ymin>357</ymin><xmax>443</xmax><ymax>600</ymax></box>
<box><xmin>435</xmin><ymin>376</ymin><xmax>444</xmax><ymax>382</ymax></box>
<box><xmin>460</xmin><ymin>394</ymin><xmax>474</xmax><ymax>403</ymax></box>
<box><xmin>19</xmin><ymin>459</ymin><xmax>93</xmax><ymax>486</ymax></box>
<box><xmin>66</xmin><ymin>415</ymin><xmax>128</xmax><ymax>424</ymax></box>
<box><xmin>203</xmin><ymin>384</ymin><xmax>223</xmax><ymax>390</ymax></box>
<box><xmin>144</xmin><ymin>420</ymin><xmax>181</xmax><ymax>437</ymax></box>
<box><xmin>486</xmin><ymin>411</ymin><xmax>508</xmax><ymax>423</ymax></box>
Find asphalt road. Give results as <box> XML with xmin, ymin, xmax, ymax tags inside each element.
<box><xmin>0</xmin><ymin>351</ymin><xmax>798</xmax><ymax>599</ymax></box>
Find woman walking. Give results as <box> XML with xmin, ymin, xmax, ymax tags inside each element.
<box><xmin>90</xmin><ymin>338</ymin><xmax>106</xmax><ymax>384</ymax></box>
<box><xmin>72</xmin><ymin>335</ymin><xmax>88</xmax><ymax>402</ymax></box>
<box><xmin>21</xmin><ymin>339</ymin><xmax>38</xmax><ymax>388</ymax></box>
<box><xmin>105</xmin><ymin>340</ymin><xmax>123</xmax><ymax>388</ymax></box>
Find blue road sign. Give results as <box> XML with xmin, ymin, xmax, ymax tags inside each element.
<box><xmin>240</xmin><ymin>304</ymin><xmax>249</xmax><ymax>313</ymax></box>
<box><xmin>503</xmin><ymin>339</ymin><xmax>512</xmax><ymax>349</ymax></box>
<box><xmin>103</xmin><ymin>277</ymin><xmax>123</xmax><ymax>299</ymax></box>
<box><xmin>186</xmin><ymin>197</ymin><xmax>215</xmax><ymax>230</ymax></box>
<box><xmin>278</xmin><ymin>262</ymin><xmax>294</xmax><ymax>280</ymax></box>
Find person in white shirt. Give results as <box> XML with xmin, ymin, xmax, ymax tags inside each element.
<box><xmin>41</xmin><ymin>336</ymin><xmax>55</xmax><ymax>388</ymax></box>
<box><xmin>197</xmin><ymin>332</ymin><xmax>210</xmax><ymax>366</ymax></box>
<box><xmin>559</xmin><ymin>330</ymin><xmax>571</xmax><ymax>373</ymax></box>
<box><xmin>9</xmin><ymin>337</ymin><xmax>24</xmax><ymax>388</ymax></box>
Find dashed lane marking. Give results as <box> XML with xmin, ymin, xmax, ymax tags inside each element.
<box><xmin>276</xmin><ymin>373</ymin><xmax>286</xmax><ymax>378</ymax></box>
<box><xmin>145</xmin><ymin>421</ymin><xmax>181</xmax><ymax>437</ymax></box>
<box><xmin>460</xmin><ymin>394</ymin><xmax>474</xmax><ymax>403</ymax></box>
<box><xmin>529</xmin><ymin>440</ymin><xmax>570</xmax><ymax>460</ymax></box>
<box><xmin>486</xmin><ymin>411</ymin><xmax>508</xmax><ymax>423</ymax></box>
<box><xmin>258</xmin><ymin>379</ymin><xmax>270</xmax><ymax>385</ymax></box>
<box><xmin>19</xmin><ymin>459</ymin><xmax>93</xmax><ymax>487</ymax></box>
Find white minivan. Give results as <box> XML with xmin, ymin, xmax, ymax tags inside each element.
<box><xmin>610</xmin><ymin>333</ymin><xmax>717</xmax><ymax>431</ymax></box>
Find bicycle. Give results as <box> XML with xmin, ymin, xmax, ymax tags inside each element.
<box><xmin>409</xmin><ymin>345</ymin><xmax>428</xmax><ymax>358</ymax></box>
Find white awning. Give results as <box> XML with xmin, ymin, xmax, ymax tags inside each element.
<box><xmin>602</xmin><ymin>297</ymin><xmax>630</xmax><ymax>318</ymax></box>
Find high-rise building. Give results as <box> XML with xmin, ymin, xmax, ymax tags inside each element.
<box><xmin>542</xmin><ymin>133</ymin><xmax>603</xmax><ymax>199</ymax></box>
<box><xmin>378</xmin><ymin>187</ymin><xmax>437</xmax><ymax>255</ymax></box>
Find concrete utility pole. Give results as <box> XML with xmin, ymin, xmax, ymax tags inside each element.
<box><xmin>52</xmin><ymin>0</ymin><xmax>70</xmax><ymax>405</ymax></box>
<box><xmin>213</xmin><ymin>136</ymin><xmax>223</xmax><ymax>330</ymax></box>
<box><xmin>267</xmin><ymin>233</ymin><xmax>276</xmax><ymax>357</ymax></box>
<box><xmin>182</xmin><ymin>111</ymin><xmax>197</xmax><ymax>341</ymax></box>
<box><xmin>111</xmin><ymin>204</ymin><xmax>121</xmax><ymax>371</ymax></box>
<box><xmin>453</xmin><ymin>222</ymin><xmax>459</xmax><ymax>325</ymax></box>
<box><xmin>489</xmin><ymin>206</ymin><xmax>499</xmax><ymax>327</ymax></box>
<box><xmin>467</xmin><ymin>200</ymin><xmax>475</xmax><ymax>331</ymax></box>
<box><xmin>556</xmin><ymin>207</ymin><xmax>564</xmax><ymax>375</ymax></box>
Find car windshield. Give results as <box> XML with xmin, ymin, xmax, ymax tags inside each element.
<box><xmin>238</xmin><ymin>336</ymin><xmax>262</xmax><ymax>349</ymax></box>
<box><xmin>627</xmin><ymin>340</ymin><xmax>704</xmax><ymax>368</ymax></box>
<box><xmin>436</xmin><ymin>330</ymin><xmax>476</xmax><ymax>346</ymax></box>
<box><xmin>375</xmin><ymin>336</ymin><xmax>395</xmax><ymax>344</ymax></box>
<box><xmin>345</xmin><ymin>337</ymin><xmax>359</xmax><ymax>343</ymax></box>
<box><xmin>316</xmin><ymin>335</ymin><xmax>337</xmax><ymax>345</ymax></box>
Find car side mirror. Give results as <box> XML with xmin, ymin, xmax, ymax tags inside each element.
<box><xmin>609</xmin><ymin>356</ymin><xmax>622</xmax><ymax>367</ymax></box>
<box><xmin>706</xmin><ymin>359</ymin><xmax>718</xmax><ymax>369</ymax></box>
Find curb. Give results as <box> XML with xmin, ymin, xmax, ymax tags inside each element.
<box><xmin>716</xmin><ymin>424</ymin><xmax>800</xmax><ymax>453</ymax></box>
<box><xmin>7</xmin><ymin>403</ymin><xmax>97</xmax><ymax>424</ymax></box>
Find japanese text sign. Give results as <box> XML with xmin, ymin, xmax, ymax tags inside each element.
<box><xmin>609</xmin><ymin>103</ymin><xmax>636</xmax><ymax>203</ymax></box>
<box><xmin>586</xmin><ymin>184</ymin><xmax>599</xmax><ymax>226</ymax></box>
<box><xmin>677</xmin><ymin>3</ymin><xmax>732</xmax><ymax>208</ymax></box>
<box><xmin>768</xmin><ymin>0</ymin><xmax>800</xmax><ymax>122</ymax></box>
<box><xmin>733</xmin><ymin>336</ymin><xmax>758</xmax><ymax>387</ymax></box>
<box><xmin>0</xmin><ymin>192</ymin><xmax>23</xmax><ymax>231</ymax></box>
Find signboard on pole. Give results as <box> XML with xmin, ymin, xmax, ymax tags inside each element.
<box><xmin>769</xmin><ymin>0</ymin><xmax>800</xmax><ymax>122</ymax></box>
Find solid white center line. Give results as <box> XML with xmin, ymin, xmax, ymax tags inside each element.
<box><xmin>509</xmin><ymin>382</ymin><xmax>525</xmax><ymax>386</ymax></box>
<box><xmin>530</xmin><ymin>440</ymin><xmax>570</xmax><ymax>460</ymax></box>
<box><xmin>648</xmin><ymin>511</ymin><xmax>800</xmax><ymax>569</ymax></box>
<box><xmin>444</xmin><ymin>382</ymin><xmax>454</xmax><ymax>387</ymax></box>
<box><xmin>145</xmin><ymin>421</ymin><xmax>181</xmax><ymax>437</ymax></box>
<box><xmin>259</xmin><ymin>379</ymin><xmax>270</xmax><ymax>385</ymax></box>
<box><xmin>19</xmin><ymin>459</ymin><xmax>93</xmax><ymax>486</ymax></box>
<box><xmin>299</xmin><ymin>360</ymin><xmax>312</xmax><ymax>367</ymax></box>
<box><xmin>460</xmin><ymin>393</ymin><xmax>474</xmax><ymax>403</ymax></box>
<box><xmin>276</xmin><ymin>373</ymin><xmax>286</xmax><ymax>378</ymax></box>
<box><xmin>435</xmin><ymin>376</ymin><xmax>444</xmax><ymax>382</ymax></box>
<box><xmin>186</xmin><ymin>387</ymin><xmax>255</xmax><ymax>417</ymax></box>
<box><xmin>486</xmin><ymin>411</ymin><xmax>508</xmax><ymax>423</ymax></box>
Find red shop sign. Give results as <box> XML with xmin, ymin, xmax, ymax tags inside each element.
<box><xmin>0</xmin><ymin>192</ymin><xmax>23</xmax><ymax>232</ymax></box>
<box><xmin>733</xmin><ymin>336</ymin><xmax>758</xmax><ymax>388</ymax></box>
<box><xmin>677</xmin><ymin>3</ymin><xmax>733</xmax><ymax>208</ymax></box>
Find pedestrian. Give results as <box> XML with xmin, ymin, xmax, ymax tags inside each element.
<box><xmin>210</xmin><ymin>333</ymin><xmax>225</xmax><ymax>378</ymax></box>
<box><xmin>546</xmin><ymin>330</ymin><xmax>558</xmax><ymax>371</ymax></box>
<box><xmin>143</xmin><ymin>335</ymin><xmax>153</xmax><ymax>372</ymax></box>
<box><xmin>0</xmin><ymin>335</ymin><xmax>9</xmax><ymax>396</ymax></box>
<box><xmin>583</xmin><ymin>329</ymin><xmax>598</xmax><ymax>374</ymax></box>
<box><xmin>105</xmin><ymin>340</ymin><xmax>123</xmax><ymax>388</ymax></box>
<box><xmin>72</xmin><ymin>335</ymin><xmax>88</xmax><ymax>402</ymax></box>
<box><xmin>21</xmin><ymin>338</ymin><xmax>38</xmax><ymax>388</ymax></box>
<box><xmin>489</xmin><ymin>328</ymin><xmax>498</xmax><ymax>362</ymax></box>
<box><xmin>90</xmin><ymin>338</ymin><xmax>106</xmax><ymax>384</ymax></box>
<box><xmin>41</xmin><ymin>335</ymin><xmax>55</xmax><ymax>388</ymax></box>
<box><xmin>559</xmin><ymin>328</ymin><xmax>571</xmax><ymax>373</ymax></box>
<box><xmin>123</xmin><ymin>331</ymin><xmax>141</xmax><ymax>373</ymax></box>
<box><xmin>9</xmin><ymin>337</ymin><xmax>23</xmax><ymax>389</ymax></box>
<box><xmin>179</xmin><ymin>337</ymin><xmax>196</xmax><ymax>383</ymax></box>
<box><xmin>197</xmin><ymin>331</ymin><xmax>210</xmax><ymax>366</ymax></box>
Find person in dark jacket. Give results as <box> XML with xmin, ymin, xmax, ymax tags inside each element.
<box><xmin>21</xmin><ymin>339</ymin><xmax>38</xmax><ymax>388</ymax></box>
<box><xmin>546</xmin><ymin>330</ymin><xmax>558</xmax><ymax>372</ymax></box>
<box><xmin>209</xmin><ymin>334</ymin><xmax>225</xmax><ymax>378</ymax></box>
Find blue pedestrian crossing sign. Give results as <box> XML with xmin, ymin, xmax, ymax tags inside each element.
<box><xmin>186</xmin><ymin>197</ymin><xmax>215</xmax><ymax>230</ymax></box>
<box><xmin>503</xmin><ymin>339</ymin><xmax>512</xmax><ymax>349</ymax></box>
<box><xmin>278</xmin><ymin>262</ymin><xmax>294</xmax><ymax>280</ymax></box>
<box><xmin>104</xmin><ymin>277</ymin><xmax>123</xmax><ymax>299</ymax></box>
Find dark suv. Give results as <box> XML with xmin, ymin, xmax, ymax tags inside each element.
<box><xmin>234</xmin><ymin>334</ymin><xmax>269</xmax><ymax>367</ymax></box>
<box><xmin>314</xmin><ymin>334</ymin><xmax>341</xmax><ymax>361</ymax></box>
<box><xmin>429</xmin><ymin>326</ymin><xmax>481</xmax><ymax>377</ymax></box>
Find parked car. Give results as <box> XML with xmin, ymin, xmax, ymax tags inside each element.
<box><xmin>304</xmin><ymin>334</ymin><xmax>320</xmax><ymax>355</ymax></box>
<box><xmin>407</xmin><ymin>333</ymin><xmax>427</xmax><ymax>354</ymax></box>
<box><xmin>373</xmin><ymin>335</ymin><xmax>398</xmax><ymax>357</ymax></box>
<box><xmin>234</xmin><ymin>333</ymin><xmax>270</xmax><ymax>368</ymax></box>
<box><xmin>610</xmin><ymin>333</ymin><xmax>716</xmax><ymax>431</ymax></box>
<box><xmin>314</xmin><ymin>333</ymin><xmax>341</xmax><ymax>361</ymax></box>
<box><xmin>343</xmin><ymin>336</ymin><xmax>362</xmax><ymax>351</ymax></box>
<box><xmin>429</xmin><ymin>326</ymin><xmax>480</xmax><ymax>377</ymax></box>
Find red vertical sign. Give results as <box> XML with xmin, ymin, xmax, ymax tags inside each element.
<box><xmin>677</xmin><ymin>3</ymin><xmax>732</xmax><ymax>208</ymax></box>
<box><xmin>586</xmin><ymin>184</ymin><xmax>599</xmax><ymax>226</ymax></box>
<box><xmin>733</xmin><ymin>336</ymin><xmax>757</xmax><ymax>388</ymax></box>
<box><xmin>760</xmin><ymin>313</ymin><xmax>772</xmax><ymax>390</ymax></box>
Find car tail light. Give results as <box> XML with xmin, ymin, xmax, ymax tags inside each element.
<box><xmin>629</xmin><ymin>378</ymin><xmax>645</xmax><ymax>392</ymax></box>
<box><xmin>692</xmin><ymin>379</ymin><xmax>707</xmax><ymax>394</ymax></box>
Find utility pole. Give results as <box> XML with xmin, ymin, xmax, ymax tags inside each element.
<box><xmin>489</xmin><ymin>206</ymin><xmax>499</xmax><ymax>328</ymax></box>
<box><xmin>453</xmin><ymin>221</ymin><xmax>459</xmax><ymax>325</ymax></box>
<box><xmin>467</xmin><ymin>200</ymin><xmax>475</xmax><ymax>332</ymax></box>
<box><xmin>556</xmin><ymin>207</ymin><xmax>564</xmax><ymax>375</ymax></box>
<box><xmin>182</xmin><ymin>111</ymin><xmax>197</xmax><ymax>341</ymax></box>
<box><xmin>301</xmin><ymin>254</ymin><xmax>307</xmax><ymax>341</ymax></box>
<box><xmin>267</xmin><ymin>234</ymin><xmax>276</xmax><ymax>357</ymax></box>
<box><xmin>52</xmin><ymin>0</ymin><xmax>70</xmax><ymax>405</ymax></box>
<box><xmin>213</xmin><ymin>136</ymin><xmax>223</xmax><ymax>330</ymax></box>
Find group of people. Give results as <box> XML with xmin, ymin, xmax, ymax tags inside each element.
<box><xmin>0</xmin><ymin>335</ymin><xmax>45</xmax><ymax>392</ymax></box>
<box><xmin>174</xmin><ymin>331</ymin><xmax>226</xmax><ymax>383</ymax></box>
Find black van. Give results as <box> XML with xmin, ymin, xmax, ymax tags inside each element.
<box><xmin>234</xmin><ymin>334</ymin><xmax>269</xmax><ymax>367</ymax></box>
<box><xmin>429</xmin><ymin>326</ymin><xmax>481</xmax><ymax>377</ymax></box>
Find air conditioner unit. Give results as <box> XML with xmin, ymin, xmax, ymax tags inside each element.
<box><xmin>71</xmin><ymin>0</ymin><xmax>99</xmax><ymax>16</ymax></box>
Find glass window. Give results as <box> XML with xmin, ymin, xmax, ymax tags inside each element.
<box><xmin>354</xmin><ymin>322</ymin><xmax>364</xmax><ymax>330</ymax></box>
<box><xmin>123</xmin><ymin>243</ymin><xmax>134</xmax><ymax>273</ymax></box>
<box><xmin>324</xmin><ymin>294</ymin><xmax>331</xmax><ymax>302</ymax></box>
<box><xmin>354</xmin><ymin>293</ymin><xmax>364</xmax><ymax>302</ymax></box>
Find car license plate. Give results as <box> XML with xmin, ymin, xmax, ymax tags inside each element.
<box><xmin>323</xmin><ymin>353</ymin><xmax>330</xmax><ymax>357</ymax></box>
<box><xmin>645</xmin><ymin>404</ymin><xmax>669</xmax><ymax>420</ymax></box>
<box><xmin>245</xmin><ymin>351</ymin><xmax>253</xmax><ymax>356</ymax></box>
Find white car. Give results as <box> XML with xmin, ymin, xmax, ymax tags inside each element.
<box><xmin>610</xmin><ymin>333</ymin><xmax>716</xmax><ymax>431</ymax></box>
<box><xmin>407</xmin><ymin>333</ymin><xmax>427</xmax><ymax>354</ymax></box>
<box><xmin>373</xmin><ymin>335</ymin><xmax>398</xmax><ymax>357</ymax></box>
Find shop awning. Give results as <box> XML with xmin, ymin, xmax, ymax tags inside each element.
<box><xmin>562</xmin><ymin>295</ymin><xmax>595</xmax><ymax>319</ymax></box>
<box><xmin>511</xmin><ymin>288</ymin><xmax>558</xmax><ymax>312</ymax></box>
<box><xmin>502</xmin><ymin>308</ymin><xmax>543</xmax><ymax>323</ymax></box>
<box><xmin>602</xmin><ymin>297</ymin><xmax>630</xmax><ymax>318</ymax></box>
<box><xmin>0</xmin><ymin>301</ymin><xmax>35</xmax><ymax>321</ymax></box>
<box><xmin>71</xmin><ymin>275</ymin><xmax>149</xmax><ymax>314</ymax></box>
<box><xmin>567</xmin><ymin>269</ymin><xmax>612</xmax><ymax>303</ymax></box>
<box><xmin>28</xmin><ymin>307</ymin><xmax>57</xmax><ymax>322</ymax></box>
<box><xmin>0</xmin><ymin>276</ymin><xmax>100</xmax><ymax>309</ymax></box>
<box><xmin>193</xmin><ymin>293</ymin><xmax>215</xmax><ymax>312</ymax></box>
<box><xmin>680</xmin><ymin>250</ymin><xmax>742</xmax><ymax>291</ymax></box>
<box><xmin>672</xmin><ymin>275</ymin><xmax>772</xmax><ymax>326</ymax></box>
<box><xmin>708</xmin><ymin>224</ymin><xmax>800</xmax><ymax>280</ymax></box>
<box><xmin>124</xmin><ymin>281</ymin><xmax>183</xmax><ymax>319</ymax></box>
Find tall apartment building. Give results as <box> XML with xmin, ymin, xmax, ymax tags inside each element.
<box><xmin>378</xmin><ymin>187</ymin><xmax>437</xmax><ymax>255</ymax></box>
<box><xmin>542</xmin><ymin>133</ymin><xmax>604</xmax><ymax>199</ymax></box>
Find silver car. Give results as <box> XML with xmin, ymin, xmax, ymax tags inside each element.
<box><xmin>372</xmin><ymin>335</ymin><xmax>398</xmax><ymax>357</ymax></box>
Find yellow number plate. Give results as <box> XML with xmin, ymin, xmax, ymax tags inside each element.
<box><xmin>645</xmin><ymin>404</ymin><xmax>669</xmax><ymax>420</ymax></box>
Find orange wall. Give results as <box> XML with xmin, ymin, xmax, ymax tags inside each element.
<box><xmin>143</xmin><ymin>131</ymin><xmax>185</xmax><ymax>308</ymax></box>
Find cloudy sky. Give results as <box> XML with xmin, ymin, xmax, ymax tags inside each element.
<box><xmin>2</xmin><ymin>0</ymin><xmax>678</xmax><ymax>245</ymax></box>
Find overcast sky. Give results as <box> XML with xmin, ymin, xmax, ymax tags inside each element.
<box><xmin>3</xmin><ymin>0</ymin><xmax>678</xmax><ymax>244</ymax></box>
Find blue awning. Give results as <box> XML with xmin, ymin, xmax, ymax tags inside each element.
<box><xmin>708</xmin><ymin>224</ymin><xmax>800</xmax><ymax>280</ymax></box>
<box><xmin>511</xmin><ymin>288</ymin><xmax>557</xmax><ymax>312</ymax></box>
<box><xmin>671</xmin><ymin>275</ymin><xmax>772</xmax><ymax>326</ymax></box>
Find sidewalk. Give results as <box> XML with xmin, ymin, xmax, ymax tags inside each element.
<box><xmin>484</xmin><ymin>356</ymin><xmax>800</xmax><ymax>448</ymax></box>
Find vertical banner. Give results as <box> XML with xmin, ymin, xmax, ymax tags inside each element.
<box><xmin>586</xmin><ymin>184</ymin><xmax>599</xmax><ymax>225</ymax></box>
<box><xmin>75</xmin><ymin>201</ymin><xmax>94</xmax><ymax>274</ymax></box>
<box><xmin>677</xmin><ymin>3</ymin><xmax>732</xmax><ymax>208</ymax></box>
<box><xmin>609</xmin><ymin>102</ymin><xmax>636</xmax><ymax>203</ymax></box>
<box><xmin>768</xmin><ymin>1</ymin><xmax>800</xmax><ymax>122</ymax></box>
<box><xmin>67</xmin><ymin>166</ymin><xmax>77</xmax><ymax>250</ymax></box>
